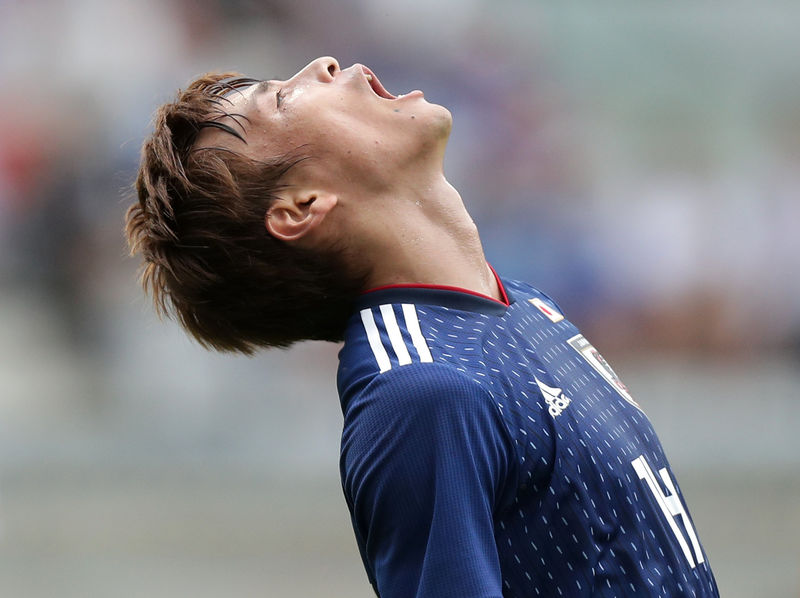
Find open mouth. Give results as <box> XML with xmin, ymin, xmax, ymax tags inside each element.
<box><xmin>361</xmin><ymin>66</ymin><xmax>397</xmax><ymax>100</ymax></box>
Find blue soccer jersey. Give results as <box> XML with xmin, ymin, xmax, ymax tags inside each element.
<box><xmin>337</xmin><ymin>275</ymin><xmax>719</xmax><ymax>598</ymax></box>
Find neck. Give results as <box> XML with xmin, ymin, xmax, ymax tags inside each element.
<box><xmin>351</xmin><ymin>174</ymin><xmax>501</xmax><ymax>302</ymax></box>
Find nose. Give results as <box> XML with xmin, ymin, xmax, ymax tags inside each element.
<box><xmin>288</xmin><ymin>56</ymin><xmax>340</xmax><ymax>84</ymax></box>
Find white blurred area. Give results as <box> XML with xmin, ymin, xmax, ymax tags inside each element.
<box><xmin>1</xmin><ymin>1</ymin><xmax>798</xmax><ymax>596</ymax></box>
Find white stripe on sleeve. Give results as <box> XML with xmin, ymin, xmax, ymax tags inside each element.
<box><xmin>360</xmin><ymin>308</ymin><xmax>392</xmax><ymax>373</ymax></box>
<box><xmin>402</xmin><ymin>304</ymin><xmax>433</xmax><ymax>363</ymax></box>
<box><xmin>380</xmin><ymin>304</ymin><xmax>412</xmax><ymax>366</ymax></box>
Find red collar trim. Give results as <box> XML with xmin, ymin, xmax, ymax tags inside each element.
<box><xmin>361</xmin><ymin>265</ymin><xmax>510</xmax><ymax>307</ymax></box>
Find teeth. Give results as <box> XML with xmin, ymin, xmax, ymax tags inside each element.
<box><xmin>365</xmin><ymin>74</ymin><xmax>373</xmax><ymax>81</ymax></box>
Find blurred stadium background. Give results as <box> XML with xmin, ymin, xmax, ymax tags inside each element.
<box><xmin>1</xmin><ymin>0</ymin><xmax>798</xmax><ymax>596</ymax></box>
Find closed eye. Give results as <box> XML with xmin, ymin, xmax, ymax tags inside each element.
<box><xmin>276</xmin><ymin>87</ymin><xmax>286</xmax><ymax>108</ymax></box>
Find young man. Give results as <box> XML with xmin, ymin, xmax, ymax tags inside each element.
<box><xmin>127</xmin><ymin>57</ymin><xmax>719</xmax><ymax>597</ymax></box>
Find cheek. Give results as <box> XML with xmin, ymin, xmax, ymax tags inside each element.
<box><xmin>292</xmin><ymin>112</ymin><xmax>368</xmax><ymax>158</ymax></box>
<box><xmin>254</xmin><ymin>116</ymin><xmax>317</xmax><ymax>157</ymax></box>
<box><xmin>261</xmin><ymin>96</ymin><xmax>404</xmax><ymax>168</ymax></box>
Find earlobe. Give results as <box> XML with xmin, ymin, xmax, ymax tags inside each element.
<box><xmin>265</xmin><ymin>191</ymin><xmax>338</xmax><ymax>242</ymax></box>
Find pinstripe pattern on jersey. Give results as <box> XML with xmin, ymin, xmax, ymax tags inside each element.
<box><xmin>341</xmin><ymin>278</ymin><xmax>719</xmax><ymax>597</ymax></box>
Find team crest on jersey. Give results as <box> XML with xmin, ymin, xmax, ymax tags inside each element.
<box><xmin>534</xmin><ymin>377</ymin><xmax>572</xmax><ymax>417</ymax></box>
<box><xmin>528</xmin><ymin>297</ymin><xmax>564</xmax><ymax>323</ymax></box>
<box><xmin>567</xmin><ymin>334</ymin><xmax>641</xmax><ymax>410</ymax></box>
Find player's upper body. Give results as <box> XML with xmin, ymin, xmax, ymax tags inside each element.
<box><xmin>127</xmin><ymin>57</ymin><xmax>718</xmax><ymax>598</ymax></box>
<box><xmin>338</xmin><ymin>275</ymin><xmax>719</xmax><ymax>597</ymax></box>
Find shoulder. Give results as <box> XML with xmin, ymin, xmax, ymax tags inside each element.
<box><xmin>340</xmin><ymin>361</ymin><xmax>515</xmax><ymax>507</ymax></box>
<box><xmin>502</xmin><ymin>278</ymin><xmax>564</xmax><ymax>312</ymax></box>
<box><xmin>339</xmin><ymin>360</ymin><xmax>509</xmax><ymax>467</ymax></box>
<box><xmin>345</xmin><ymin>361</ymin><xmax>493</xmax><ymax>423</ymax></box>
<box><xmin>338</xmin><ymin>300</ymin><xmax>481</xmax><ymax>403</ymax></box>
<box><xmin>338</xmin><ymin>303</ymin><xmax>437</xmax><ymax>384</ymax></box>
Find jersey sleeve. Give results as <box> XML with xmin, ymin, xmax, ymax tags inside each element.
<box><xmin>340</xmin><ymin>362</ymin><xmax>515</xmax><ymax>598</ymax></box>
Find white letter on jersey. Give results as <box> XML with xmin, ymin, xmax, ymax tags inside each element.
<box><xmin>631</xmin><ymin>455</ymin><xmax>704</xmax><ymax>568</ymax></box>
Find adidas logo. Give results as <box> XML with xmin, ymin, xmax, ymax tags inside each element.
<box><xmin>534</xmin><ymin>377</ymin><xmax>572</xmax><ymax>417</ymax></box>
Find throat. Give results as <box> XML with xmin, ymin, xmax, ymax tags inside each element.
<box><xmin>347</xmin><ymin>175</ymin><xmax>499</xmax><ymax>301</ymax></box>
<box><xmin>362</xmin><ymin>219</ymin><xmax>500</xmax><ymax>302</ymax></box>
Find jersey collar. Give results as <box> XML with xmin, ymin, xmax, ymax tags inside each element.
<box><xmin>355</xmin><ymin>267</ymin><xmax>513</xmax><ymax>316</ymax></box>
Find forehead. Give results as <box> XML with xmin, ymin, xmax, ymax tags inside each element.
<box><xmin>194</xmin><ymin>79</ymin><xmax>271</xmax><ymax>151</ymax></box>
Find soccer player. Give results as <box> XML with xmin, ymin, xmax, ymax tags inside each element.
<box><xmin>126</xmin><ymin>56</ymin><xmax>720</xmax><ymax>597</ymax></box>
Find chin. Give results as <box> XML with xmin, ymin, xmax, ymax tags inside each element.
<box><xmin>424</xmin><ymin>102</ymin><xmax>453</xmax><ymax>139</ymax></box>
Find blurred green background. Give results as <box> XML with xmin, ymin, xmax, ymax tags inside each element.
<box><xmin>1</xmin><ymin>1</ymin><xmax>798</xmax><ymax>596</ymax></box>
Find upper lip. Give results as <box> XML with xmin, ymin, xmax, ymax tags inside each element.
<box><xmin>359</xmin><ymin>65</ymin><xmax>396</xmax><ymax>100</ymax></box>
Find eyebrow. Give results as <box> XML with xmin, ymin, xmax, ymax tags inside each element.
<box><xmin>253</xmin><ymin>80</ymin><xmax>273</xmax><ymax>96</ymax></box>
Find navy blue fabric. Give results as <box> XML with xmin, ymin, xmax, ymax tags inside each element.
<box><xmin>338</xmin><ymin>277</ymin><xmax>719</xmax><ymax>598</ymax></box>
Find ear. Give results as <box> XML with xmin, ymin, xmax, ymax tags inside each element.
<box><xmin>265</xmin><ymin>189</ymin><xmax>338</xmax><ymax>242</ymax></box>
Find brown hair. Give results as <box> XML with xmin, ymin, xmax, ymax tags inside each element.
<box><xmin>125</xmin><ymin>72</ymin><xmax>364</xmax><ymax>354</ymax></box>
